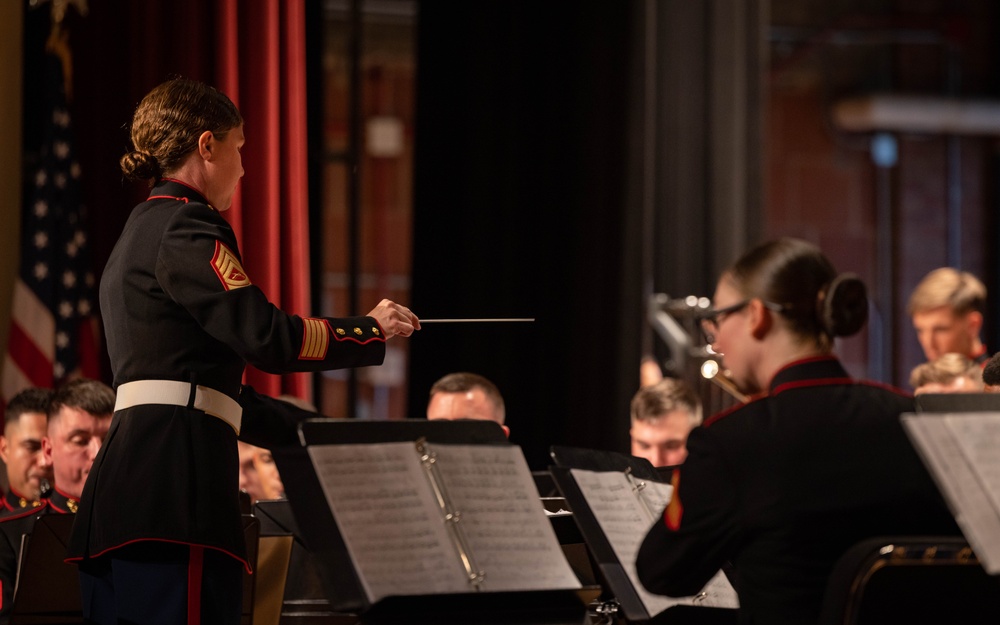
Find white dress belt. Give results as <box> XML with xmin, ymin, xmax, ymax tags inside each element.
<box><xmin>114</xmin><ymin>380</ymin><xmax>242</xmax><ymax>434</ymax></box>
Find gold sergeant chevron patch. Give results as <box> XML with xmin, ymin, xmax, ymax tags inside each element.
<box><xmin>211</xmin><ymin>241</ymin><xmax>252</xmax><ymax>291</ymax></box>
<box><xmin>299</xmin><ymin>317</ymin><xmax>331</xmax><ymax>360</ymax></box>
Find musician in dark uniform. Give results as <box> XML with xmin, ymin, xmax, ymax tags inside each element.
<box><xmin>908</xmin><ymin>267</ymin><xmax>989</xmax><ymax>365</ymax></box>
<box><xmin>0</xmin><ymin>389</ymin><xmax>53</xmax><ymax>515</ymax></box>
<box><xmin>67</xmin><ymin>78</ymin><xmax>420</xmax><ymax>625</ymax></box>
<box><xmin>0</xmin><ymin>379</ymin><xmax>113</xmax><ymax>622</ymax></box>
<box><xmin>636</xmin><ymin>238</ymin><xmax>960</xmax><ymax>625</ymax></box>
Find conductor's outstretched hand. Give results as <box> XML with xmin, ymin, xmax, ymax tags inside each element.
<box><xmin>368</xmin><ymin>299</ymin><xmax>421</xmax><ymax>339</ymax></box>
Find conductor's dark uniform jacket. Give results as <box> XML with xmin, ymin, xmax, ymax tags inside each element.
<box><xmin>636</xmin><ymin>356</ymin><xmax>960</xmax><ymax>625</ymax></box>
<box><xmin>68</xmin><ymin>179</ymin><xmax>386</xmax><ymax>569</ymax></box>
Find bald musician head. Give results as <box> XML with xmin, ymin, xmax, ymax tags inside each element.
<box><xmin>427</xmin><ymin>372</ymin><xmax>509</xmax><ymax>437</ymax></box>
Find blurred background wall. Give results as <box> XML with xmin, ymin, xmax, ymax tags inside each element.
<box><xmin>8</xmin><ymin>0</ymin><xmax>1000</xmax><ymax>468</ymax></box>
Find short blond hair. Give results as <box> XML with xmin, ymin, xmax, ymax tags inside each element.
<box><xmin>630</xmin><ymin>378</ymin><xmax>702</xmax><ymax>427</ymax></box>
<box><xmin>907</xmin><ymin>268</ymin><xmax>986</xmax><ymax>317</ymax></box>
<box><xmin>909</xmin><ymin>352</ymin><xmax>984</xmax><ymax>390</ymax></box>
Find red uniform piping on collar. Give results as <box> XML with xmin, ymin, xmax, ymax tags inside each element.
<box><xmin>703</xmin><ymin>355</ymin><xmax>907</xmax><ymax>428</ymax></box>
<box><xmin>0</xmin><ymin>501</ymin><xmax>52</xmax><ymax>522</ymax></box>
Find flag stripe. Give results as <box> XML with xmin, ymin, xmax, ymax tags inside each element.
<box><xmin>2</xmin><ymin>355</ymin><xmax>34</xmax><ymax>402</ymax></box>
<box><xmin>2</xmin><ymin>51</ymin><xmax>99</xmax><ymax>401</ymax></box>
<box><xmin>9</xmin><ymin>280</ymin><xmax>55</xmax><ymax>361</ymax></box>
<box><xmin>6</xmin><ymin>322</ymin><xmax>54</xmax><ymax>388</ymax></box>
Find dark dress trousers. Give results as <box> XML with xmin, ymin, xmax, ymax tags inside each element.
<box><xmin>636</xmin><ymin>356</ymin><xmax>960</xmax><ymax>625</ymax></box>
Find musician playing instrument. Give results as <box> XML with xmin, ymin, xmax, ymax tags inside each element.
<box><xmin>636</xmin><ymin>238</ymin><xmax>959</xmax><ymax>624</ymax></box>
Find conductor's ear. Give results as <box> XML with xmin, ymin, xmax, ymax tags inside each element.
<box><xmin>197</xmin><ymin>130</ymin><xmax>214</xmax><ymax>159</ymax></box>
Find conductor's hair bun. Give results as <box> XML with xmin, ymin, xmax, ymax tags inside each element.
<box><xmin>819</xmin><ymin>273</ymin><xmax>868</xmax><ymax>338</ymax></box>
<box><xmin>120</xmin><ymin>150</ymin><xmax>161</xmax><ymax>181</ymax></box>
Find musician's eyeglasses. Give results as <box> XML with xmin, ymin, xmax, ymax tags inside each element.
<box><xmin>699</xmin><ymin>299</ymin><xmax>786</xmax><ymax>344</ymax></box>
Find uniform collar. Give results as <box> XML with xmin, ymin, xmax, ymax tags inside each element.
<box><xmin>768</xmin><ymin>355</ymin><xmax>851</xmax><ymax>395</ymax></box>
<box><xmin>48</xmin><ymin>485</ymin><xmax>79</xmax><ymax>514</ymax></box>
<box><xmin>150</xmin><ymin>178</ymin><xmax>211</xmax><ymax>207</ymax></box>
<box><xmin>3</xmin><ymin>487</ymin><xmax>42</xmax><ymax>511</ymax></box>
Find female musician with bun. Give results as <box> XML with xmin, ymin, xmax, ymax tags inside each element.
<box><xmin>636</xmin><ymin>238</ymin><xmax>958</xmax><ymax>624</ymax></box>
<box><xmin>67</xmin><ymin>77</ymin><xmax>420</xmax><ymax>624</ymax></box>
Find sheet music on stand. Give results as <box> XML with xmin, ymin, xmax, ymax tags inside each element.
<box><xmin>276</xmin><ymin>419</ymin><xmax>585</xmax><ymax>623</ymax></box>
<box><xmin>549</xmin><ymin>446</ymin><xmax>738</xmax><ymax>624</ymax></box>
<box><xmin>902</xmin><ymin>411</ymin><xmax>1000</xmax><ymax>574</ymax></box>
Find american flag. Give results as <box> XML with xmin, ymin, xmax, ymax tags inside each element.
<box><xmin>2</xmin><ymin>52</ymin><xmax>99</xmax><ymax>399</ymax></box>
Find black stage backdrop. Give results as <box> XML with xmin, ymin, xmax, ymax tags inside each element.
<box><xmin>408</xmin><ymin>2</ymin><xmax>643</xmax><ymax>469</ymax></box>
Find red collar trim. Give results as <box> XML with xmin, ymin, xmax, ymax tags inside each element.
<box><xmin>52</xmin><ymin>484</ymin><xmax>78</xmax><ymax>501</ymax></box>
<box><xmin>703</xmin><ymin>356</ymin><xmax>907</xmax><ymax>427</ymax></box>
<box><xmin>0</xmin><ymin>501</ymin><xmax>50</xmax><ymax>522</ymax></box>
<box><xmin>703</xmin><ymin>394</ymin><xmax>756</xmax><ymax>427</ymax></box>
<box><xmin>148</xmin><ymin>179</ymin><xmax>216</xmax><ymax>210</ymax></box>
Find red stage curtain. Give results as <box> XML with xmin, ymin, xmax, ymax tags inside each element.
<box><xmin>73</xmin><ymin>0</ymin><xmax>313</xmax><ymax>402</ymax></box>
<box><xmin>215</xmin><ymin>0</ymin><xmax>312</xmax><ymax>401</ymax></box>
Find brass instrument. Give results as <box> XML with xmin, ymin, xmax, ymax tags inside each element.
<box><xmin>700</xmin><ymin>359</ymin><xmax>749</xmax><ymax>404</ymax></box>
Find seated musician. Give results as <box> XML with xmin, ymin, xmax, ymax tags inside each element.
<box><xmin>0</xmin><ymin>379</ymin><xmax>114</xmax><ymax>621</ymax></box>
<box><xmin>238</xmin><ymin>441</ymin><xmax>286</xmax><ymax>503</ymax></box>
<box><xmin>909</xmin><ymin>352</ymin><xmax>984</xmax><ymax>395</ymax></box>
<box><xmin>982</xmin><ymin>351</ymin><xmax>1000</xmax><ymax>392</ymax></box>
<box><xmin>426</xmin><ymin>372</ymin><xmax>509</xmax><ymax>437</ymax></box>
<box><xmin>0</xmin><ymin>389</ymin><xmax>54</xmax><ymax>514</ymax></box>
<box><xmin>636</xmin><ymin>238</ymin><xmax>960</xmax><ymax>624</ymax></box>
<box><xmin>908</xmin><ymin>267</ymin><xmax>989</xmax><ymax>365</ymax></box>
<box><xmin>629</xmin><ymin>378</ymin><xmax>701</xmax><ymax>467</ymax></box>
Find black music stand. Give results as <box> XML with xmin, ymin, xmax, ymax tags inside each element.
<box><xmin>915</xmin><ymin>392</ymin><xmax>1000</xmax><ymax>413</ymax></box>
<box><xmin>549</xmin><ymin>446</ymin><xmax>738</xmax><ymax>625</ymax></box>
<box><xmin>273</xmin><ymin>419</ymin><xmax>585</xmax><ymax>625</ymax></box>
<box><xmin>9</xmin><ymin>514</ymin><xmax>258</xmax><ymax>625</ymax></box>
<box><xmin>9</xmin><ymin>514</ymin><xmax>79</xmax><ymax>625</ymax></box>
<box><xmin>254</xmin><ymin>498</ymin><xmax>338</xmax><ymax>623</ymax></box>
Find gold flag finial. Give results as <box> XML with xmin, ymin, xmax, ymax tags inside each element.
<box><xmin>29</xmin><ymin>0</ymin><xmax>88</xmax><ymax>102</ymax></box>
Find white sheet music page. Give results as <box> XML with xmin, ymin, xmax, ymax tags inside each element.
<box><xmin>308</xmin><ymin>442</ymin><xmax>470</xmax><ymax>602</ymax></box>
<box><xmin>570</xmin><ymin>469</ymin><xmax>738</xmax><ymax>615</ymax></box>
<box><xmin>427</xmin><ymin>443</ymin><xmax>582</xmax><ymax>592</ymax></box>
<box><xmin>902</xmin><ymin>414</ymin><xmax>1000</xmax><ymax>574</ymax></box>
<box><xmin>944</xmin><ymin>413</ymin><xmax>1000</xmax><ymax>514</ymax></box>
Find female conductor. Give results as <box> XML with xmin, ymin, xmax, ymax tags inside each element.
<box><xmin>68</xmin><ymin>77</ymin><xmax>420</xmax><ymax>624</ymax></box>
